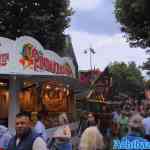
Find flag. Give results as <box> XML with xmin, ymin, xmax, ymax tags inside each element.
<box><xmin>90</xmin><ymin>47</ymin><xmax>96</xmax><ymax>54</ymax></box>
<box><xmin>84</xmin><ymin>50</ymin><xmax>88</xmax><ymax>54</ymax></box>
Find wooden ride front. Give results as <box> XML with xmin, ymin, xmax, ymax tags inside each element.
<box><xmin>19</xmin><ymin>80</ymin><xmax>73</xmax><ymax>112</ymax></box>
<box><xmin>19</xmin><ymin>80</ymin><xmax>74</xmax><ymax>128</ymax></box>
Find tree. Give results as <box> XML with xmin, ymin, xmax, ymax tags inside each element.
<box><xmin>109</xmin><ymin>61</ymin><xmax>144</xmax><ymax>99</ymax></box>
<box><xmin>114</xmin><ymin>0</ymin><xmax>150</xmax><ymax>74</ymax></box>
<box><xmin>115</xmin><ymin>0</ymin><xmax>150</xmax><ymax>49</ymax></box>
<box><xmin>0</xmin><ymin>0</ymin><xmax>72</xmax><ymax>52</ymax></box>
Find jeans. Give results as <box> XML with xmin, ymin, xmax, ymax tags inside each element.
<box><xmin>56</xmin><ymin>143</ymin><xmax>72</xmax><ymax>150</ymax></box>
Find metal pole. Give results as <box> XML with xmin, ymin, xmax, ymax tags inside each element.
<box><xmin>89</xmin><ymin>48</ymin><xmax>92</xmax><ymax>71</ymax></box>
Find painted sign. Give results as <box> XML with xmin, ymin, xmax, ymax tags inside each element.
<box><xmin>0</xmin><ymin>37</ymin><xmax>16</xmax><ymax>73</ymax></box>
<box><xmin>0</xmin><ymin>36</ymin><xmax>75</xmax><ymax>77</ymax></box>
<box><xmin>17</xmin><ymin>39</ymin><xmax>73</xmax><ymax>76</ymax></box>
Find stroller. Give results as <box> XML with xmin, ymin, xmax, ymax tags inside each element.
<box><xmin>47</xmin><ymin>138</ymin><xmax>58</xmax><ymax>150</ymax></box>
<box><xmin>47</xmin><ymin>137</ymin><xmax>73</xmax><ymax>150</ymax></box>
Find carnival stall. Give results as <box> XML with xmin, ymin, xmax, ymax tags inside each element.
<box><xmin>0</xmin><ymin>36</ymin><xmax>76</xmax><ymax>130</ymax></box>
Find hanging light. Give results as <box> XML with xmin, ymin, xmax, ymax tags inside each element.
<box><xmin>46</xmin><ymin>85</ymin><xmax>51</xmax><ymax>89</ymax></box>
<box><xmin>0</xmin><ymin>82</ymin><xmax>7</xmax><ymax>86</ymax></box>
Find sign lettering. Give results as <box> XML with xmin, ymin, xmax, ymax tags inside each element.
<box><xmin>0</xmin><ymin>53</ymin><xmax>9</xmax><ymax>66</ymax></box>
<box><xmin>20</xmin><ymin>43</ymin><xmax>73</xmax><ymax>76</ymax></box>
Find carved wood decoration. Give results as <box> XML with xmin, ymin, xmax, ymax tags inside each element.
<box><xmin>19</xmin><ymin>86</ymin><xmax>41</xmax><ymax>112</ymax></box>
<box><xmin>42</xmin><ymin>81</ymin><xmax>70</xmax><ymax>112</ymax></box>
<box><xmin>87</xmin><ymin>67</ymin><xmax>112</xmax><ymax>102</ymax></box>
<box><xmin>19</xmin><ymin>80</ymin><xmax>43</xmax><ymax>112</ymax></box>
<box><xmin>19</xmin><ymin>80</ymin><xmax>72</xmax><ymax>113</ymax></box>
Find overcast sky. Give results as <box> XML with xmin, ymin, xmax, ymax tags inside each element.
<box><xmin>66</xmin><ymin>0</ymin><xmax>147</xmax><ymax>71</ymax></box>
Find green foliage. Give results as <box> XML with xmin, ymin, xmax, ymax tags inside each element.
<box><xmin>109</xmin><ymin>61</ymin><xmax>144</xmax><ymax>99</ymax></box>
<box><xmin>115</xmin><ymin>0</ymin><xmax>150</xmax><ymax>49</ymax></box>
<box><xmin>0</xmin><ymin>0</ymin><xmax>73</xmax><ymax>51</ymax></box>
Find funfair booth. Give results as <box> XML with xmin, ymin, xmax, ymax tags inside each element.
<box><xmin>0</xmin><ymin>36</ymin><xmax>76</xmax><ymax>131</ymax></box>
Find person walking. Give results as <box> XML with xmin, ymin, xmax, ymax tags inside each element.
<box><xmin>77</xmin><ymin>112</ymin><xmax>88</xmax><ymax>137</ymax></box>
<box><xmin>112</xmin><ymin>109</ymin><xmax>120</xmax><ymax>138</ymax></box>
<box><xmin>7</xmin><ymin>112</ymin><xmax>48</xmax><ymax>150</ymax></box>
<box><xmin>79</xmin><ymin>113</ymin><xmax>104</xmax><ymax>150</ymax></box>
<box><xmin>52</xmin><ymin>113</ymin><xmax>72</xmax><ymax>150</ymax></box>
<box><xmin>0</xmin><ymin>125</ymin><xmax>12</xmax><ymax>150</ymax></box>
<box><xmin>118</xmin><ymin>110</ymin><xmax>128</xmax><ymax>138</ymax></box>
<box><xmin>116</xmin><ymin>114</ymin><xmax>147</xmax><ymax>150</ymax></box>
<box><xmin>34</xmin><ymin>112</ymin><xmax>48</xmax><ymax>142</ymax></box>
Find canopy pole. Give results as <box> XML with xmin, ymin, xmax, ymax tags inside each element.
<box><xmin>8</xmin><ymin>76</ymin><xmax>20</xmax><ymax>133</ymax></box>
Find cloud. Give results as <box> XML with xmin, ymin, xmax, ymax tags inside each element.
<box><xmin>70</xmin><ymin>0</ymin><xmax>120</xmax><ymax>35</ymax></box>
<box><xmin>70</xmin><ymin>0</ymin><xmax>101</xmax><ymax>11</ymax></box>
<box><xmin>68</xmin><ymin>30</ymin><xmax>147</xmax><ymax>71</ymax></box>
<box><xmin>68</xmin><ymin>0</ymin><xmax>147</xmax><ymax>74</ymax></box>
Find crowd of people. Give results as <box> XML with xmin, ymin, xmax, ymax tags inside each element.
<box><xmin>112</xmin><ymin>98</ymin><xmax>150</xmax><ymax>140</ymax></box>
<box><xmin>0</xmin><ymin>111</ymin><xmax>104</xmax><ymax>150</ymax></box>
<box><xmin>76</xmin><ymin>97</ymin><xmax>150</xmax><ymax>150</ymax></box>
<box><xmin>0</xmin><ymin>112</ymin><xmax>73</xmax><ymax>150</ymax></box>
<box><xmin>0</xmin><ymin>97</ymin><xmax>150</xmax><ymax>150</ymax></box>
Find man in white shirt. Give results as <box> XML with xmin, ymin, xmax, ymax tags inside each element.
<box><xmin>7</xmin><ymin>112</ymin><xmax>48</xmax><ymax>150</ymax></box>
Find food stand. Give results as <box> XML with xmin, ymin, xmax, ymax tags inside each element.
<box><xmin>0</xmin><ymin>36</ymin><xmax>76</xmax><ymax>131</ymax></box>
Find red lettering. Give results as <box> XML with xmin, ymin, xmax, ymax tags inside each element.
<box><xmin>32</xmin><ymin>48</ymin><xmax>39</xmax><ymax>60</ymax></box>
<box><xmin>38</xmin><ymin>56</ymin><xmax>43</xmax><ymax>69</ymax></box>
<box><xmin>61</xmin><ymin>66</ymin><xmax>66</xmax><ymax>75</ymax></box>
<box><xmin>55</xmin><ymin>63</ymin><xmax>60</xmax><ymax>74</ymax></box>
<box><xmin>44</xmin><ymin>58</ymin><xmax>49</xmax><ymax>71</ymax></box>
<box><xmin>47</xmin><ymin>60</ymin><xmax>53</xmax><ymax>72</ymax></box>
<box><xmin>0</xmin><ymin>53</ymin><xmax>9</xmax><ymax>66</ymax></box>
<box><xmin>53</xmin><ymin>62</ymin><xmax>57</xmax><ymax>73</ymax></box>
<box><xmin>43</xmin><ymin>59</ymin><xmax>47</xmax><ymax>70</ymax></box>
<box><xmin>59</xmin><ymin>65</ymin><xmax>62</xmax><ymax>74</ymax></box>
<box><xmin>26</xmin><ymin>46</ymin><xmax>73</xmax><ymax>76</ymax></box>
<box><xmin>57</xmin><ymin>65</ymin><xmax>61</xmax><ymax>74</ymax></box>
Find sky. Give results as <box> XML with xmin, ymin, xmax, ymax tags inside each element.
<box><xmin>66</xmin><ymin>0</ymin><xmax>148</xmax><ymax>72</ymax></box>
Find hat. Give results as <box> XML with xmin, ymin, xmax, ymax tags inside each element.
<box><xmin>128</xmin><ymin>114</ymin><xmax>143</xmax><ymax>128</ymax></box>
